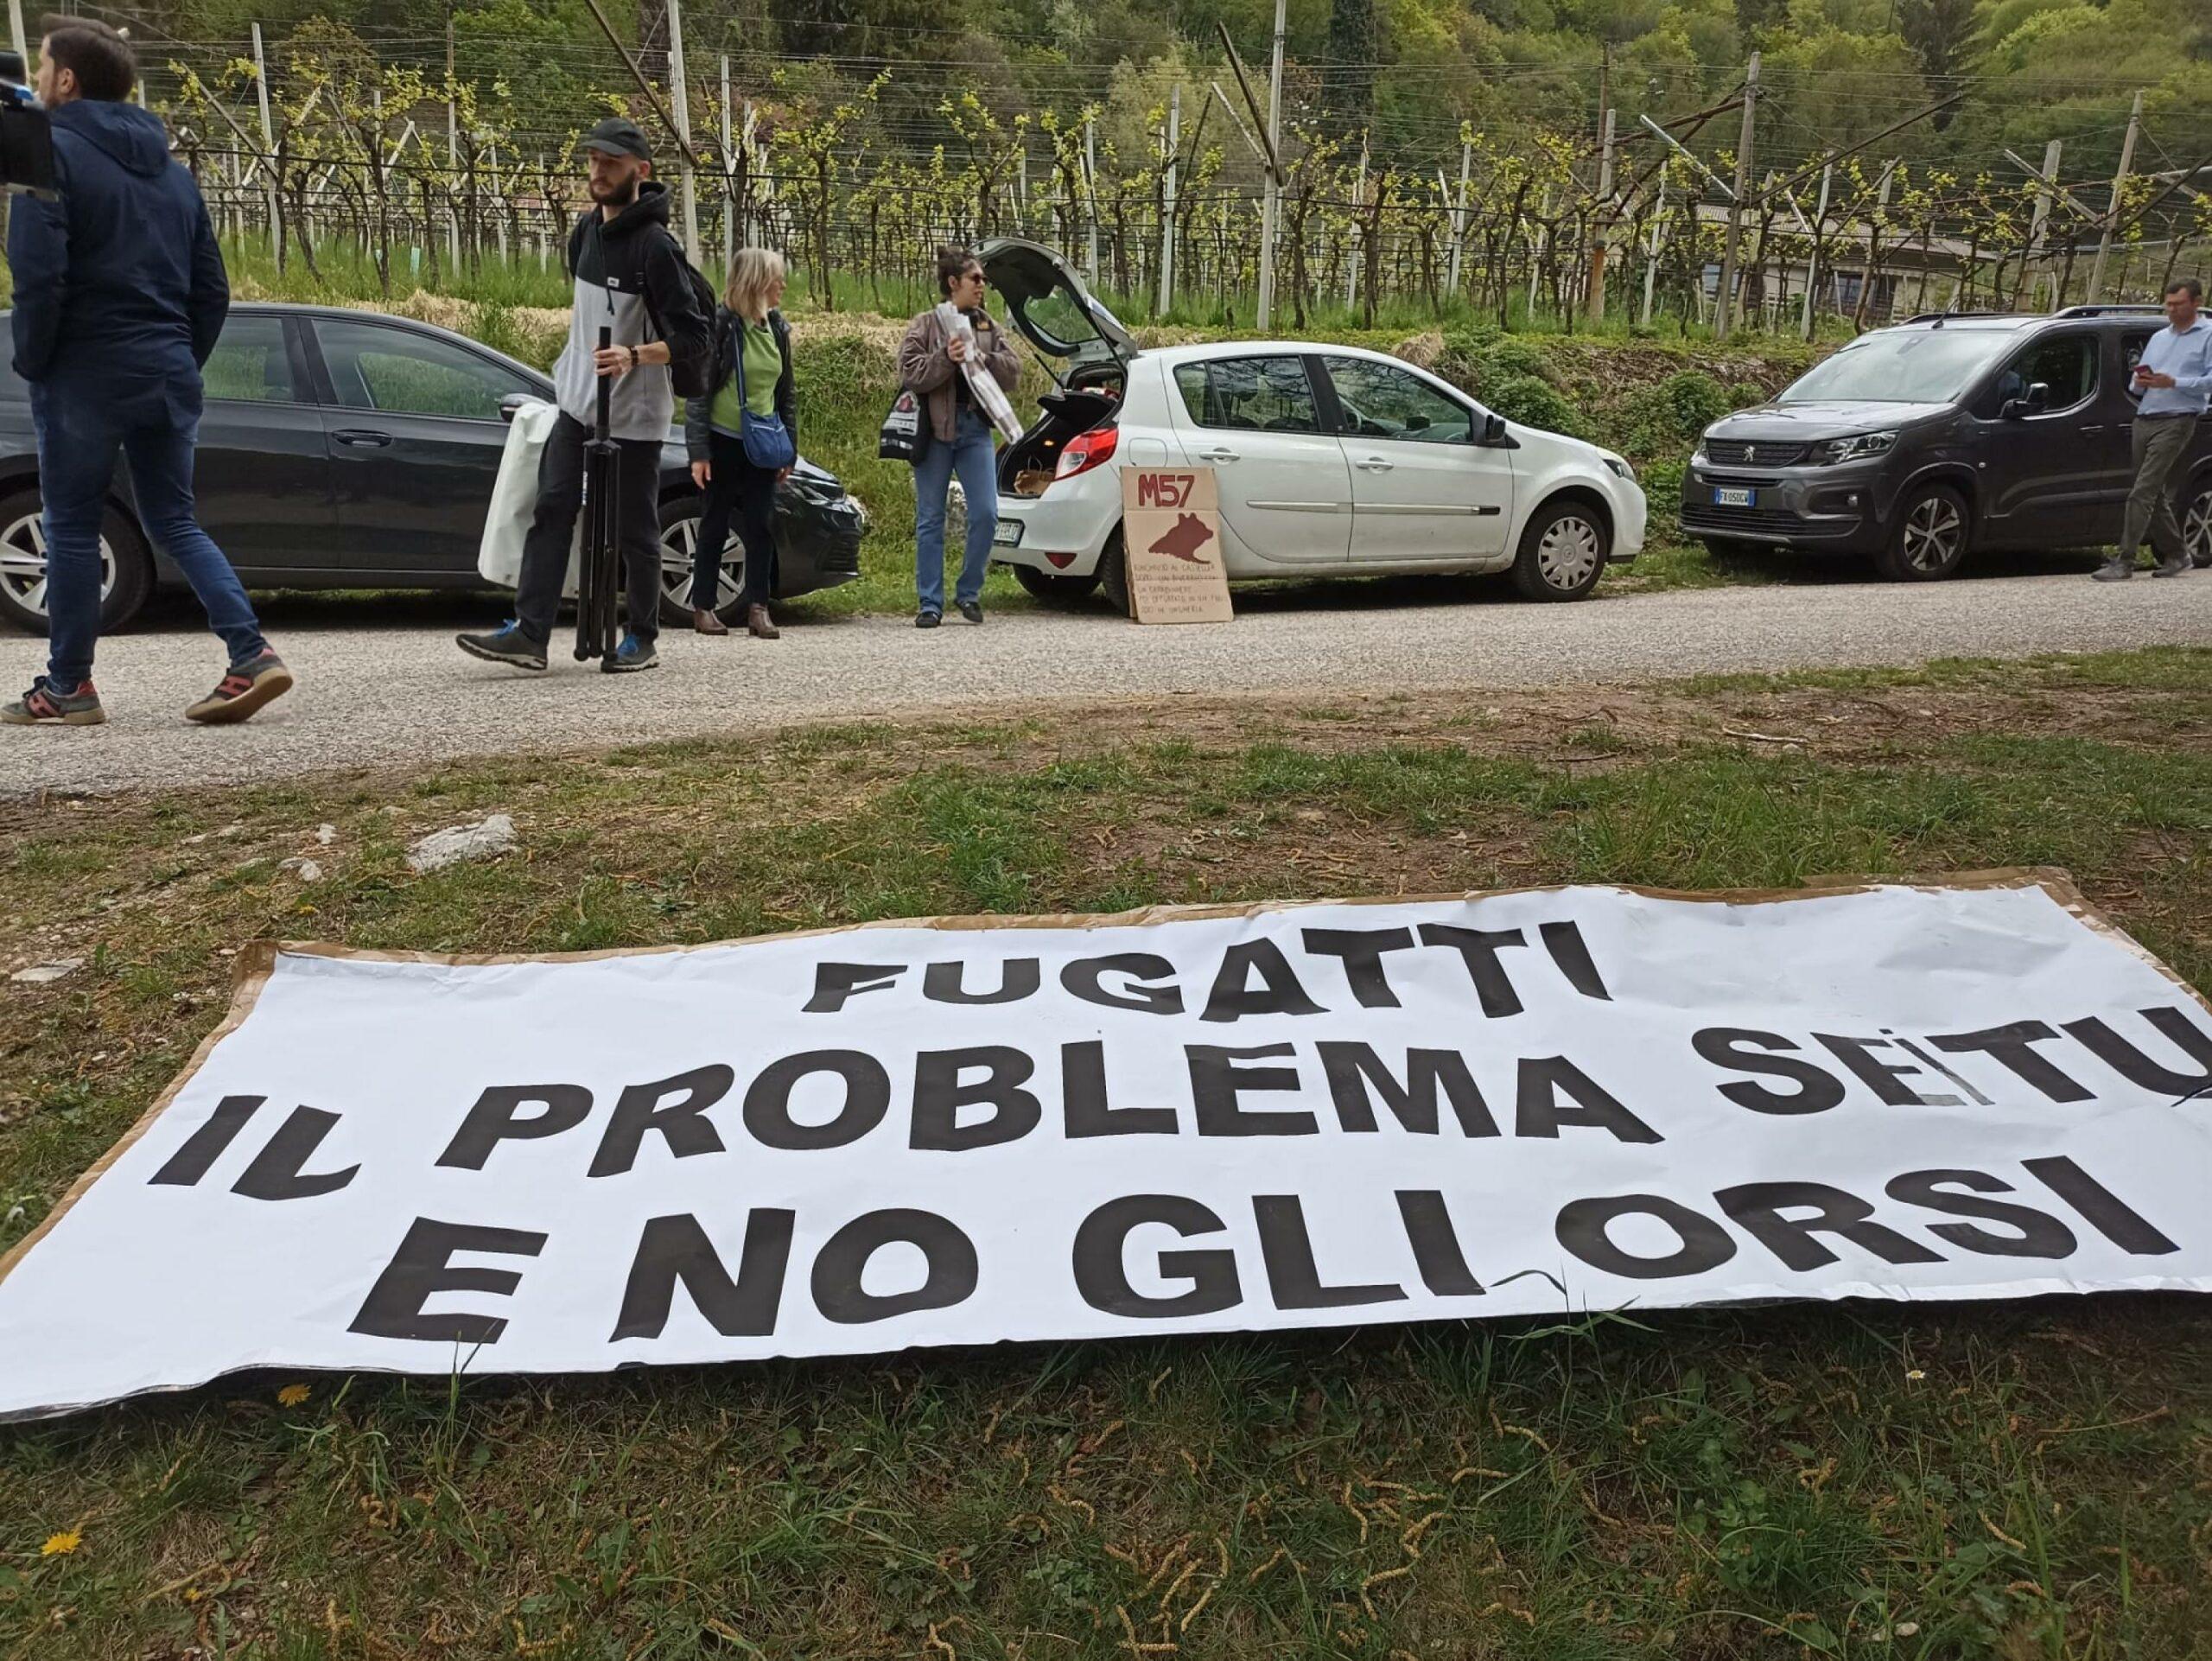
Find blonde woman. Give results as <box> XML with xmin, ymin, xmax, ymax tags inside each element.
<box><xmin>683</xmin><ymin>246</ymin><xmax>798</xmax><ymax>637</ymax></box>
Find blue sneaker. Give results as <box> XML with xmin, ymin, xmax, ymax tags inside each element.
<box><xmin>601</xmin><ymin>633</ymin><xmax>659</xmax><ymax>674</ymax></box>
<box><xmin>456</xmin><ymin>622</ymin><xmax>548</xmax><ymax>671</ymax></box>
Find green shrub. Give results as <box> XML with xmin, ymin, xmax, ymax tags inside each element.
<box><xmin>472</xmin><ymin>303</ymin><xmax>531</xmax><ymax>368</ymax></box>
<box><xmin>1642</xmin><ymin>456</ymin><xmax>1686</xmax><ymax>505</ymax></box>
<box><xmin>1433</xmin><ymin>332</ymin><xmax>1553</xmax><ymax>402</ymax></box>
<box><xmin>1440</xmin><ymin>322</ymin><xmax>1500</xmax><ymax>360</ymax></box>
<box><xmin>1614</xmin><ymin>370</ymin><xmax>1733</xmax><ymax>462</ymax></box>
<box><xmin>1482</xmin><ymin>335</ymin><xmax>1550</xmax><ymax>381</ymax></box>
<box><xmin>1486</xmin><ymin>373</ymin><xmax>1582</xmax><ymax>436</ymax></box>
<box><xmin>1659</xmin><ymin>371</ymin><xmax>1733</xmax><ymax>435</ymax></box>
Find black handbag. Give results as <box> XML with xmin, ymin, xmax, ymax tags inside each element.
<box><xmin>879</xmin><ymin>389</ymin><xmax>925</xmax><ymax>463</ymax></box>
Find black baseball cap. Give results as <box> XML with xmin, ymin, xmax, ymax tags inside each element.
<box><xmin>581</xmin><ymin>117</ymin><xmax>651</xmax><ymax>162</ymax></box>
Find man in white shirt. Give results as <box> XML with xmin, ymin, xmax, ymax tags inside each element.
<box><xmin>2095</xmin><ymin>277</ymin><xmax>2209</xmax><ymax>582</ymax></box>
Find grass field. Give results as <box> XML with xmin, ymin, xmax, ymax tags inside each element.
<box><xmin>2</xmin><ymin>648</ymin><xmax>2208</xmax><ymax>1658</ymax></box>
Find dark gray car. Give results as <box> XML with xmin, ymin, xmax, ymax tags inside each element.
<box><xmin>1681</xmin><ymin>305</ymin><xmax>2212</xmax><ymax>579</ymax></box>
<box><xmin>0</xmin><ymin>302</ymin><xmax>863</xmax><ymax>632</ymax></box>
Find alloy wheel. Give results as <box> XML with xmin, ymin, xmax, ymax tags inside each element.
<box><xmin>1536</xmin><ymin>514</ymin><xmax>1603</xmax><ymax>591</ymax></box>
<box><xmin>659</xmin><ymin>516</ymin><xmax>743</xmax><ymax>613</ymax></box>
<box><xmin>1900</xmin><ymin>496</ymin><xmax>1963</xmax><ymax>574</ymax></box>
<box><xmin>0</xmin><ymin>511</ymin><xmax>117</xmax><ymax>621</ymax></box>
<box><xmin>2186</xmin><ymin>485</ymin><xmax>2212</xmax><ymax>569</ymax></box>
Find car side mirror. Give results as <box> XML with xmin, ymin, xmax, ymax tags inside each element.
<box><xmin>499</xmin><ymin>392</ymin><xmax>532</xmax><ymax>425</ymax></box>
<box><xmin>2002</xmin><ymin>382</ymin><xmax>2051</xmax><ymax>421</ymax></box>
<box><xmin>1479</xmin><ymin>412</ymin><xmax>1510</xmax><ymax>446</ymax></box>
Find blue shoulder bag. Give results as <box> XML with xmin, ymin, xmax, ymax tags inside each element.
<box><xmin>731</xmin><ymin>318</ymin><xmax>798</xmax><ymax>471</ymax></box>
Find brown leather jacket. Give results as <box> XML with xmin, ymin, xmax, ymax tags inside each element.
<box><xmin>898</xmin><ymin>305</ymin><xmax>1021</xmax><ymax>443</ymax></box>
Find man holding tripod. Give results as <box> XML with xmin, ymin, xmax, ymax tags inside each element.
<box><xmin>3</xmin><ymin>16</ymin><xmax>291</xmax><ymax>727</ymax></box>
<box><xmin>459</xmin><ymin>118</ymin><xmax>709</xmax><ymax>674</ymax></box>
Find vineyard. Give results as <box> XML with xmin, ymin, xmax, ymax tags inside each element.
<box><xmin>20</xmin><ymin>0</ymin><xmax>2205</xmax><ymax>336</ymax></box>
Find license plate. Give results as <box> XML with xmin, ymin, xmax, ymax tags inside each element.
<box><xmin>991</xmin><ymin>519</ymin><xmax>1021</xmax><ymax>547</ymax></box>
<box><xmin>1713</xmin><ymin>487</ymin><xmax>1756</xmax><ymax>508</ymax></box>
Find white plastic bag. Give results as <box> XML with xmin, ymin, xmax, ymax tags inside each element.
<box><xmin>476</xmin><ymin>398</ymin><xmax>582</xmax><ymax>596</ymax></box>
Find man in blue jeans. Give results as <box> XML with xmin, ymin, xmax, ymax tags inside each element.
<box><xmin>3</xmin><ymin>16</ymin><xmax>290</xmax><ymax>728</ymax></box>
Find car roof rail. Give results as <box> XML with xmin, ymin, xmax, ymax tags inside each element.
<box><xmin>1898</xmin><ymin>310</ymin><xmax>2035</xmax><ymax>326</ymax></box>
<box><xmin>2051</xmin><ymin>303</ymin><xmax>2167</xmax><ymax>317</ymax></box>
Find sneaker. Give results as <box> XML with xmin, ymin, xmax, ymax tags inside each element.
<box><xmin>2091</xmin><ymin>557</ymin><xmax>2134</xmax><ymax>582</ymax></box>
<box><xmin>916</xmin><ymin>609</ymin><xmax>942</xmax><ymax>629</ymax></box>
<box><xmin>457</xmin><ymin>623</ymin><xmax>548</xmax><ymax>671</ymax></box>
<box><xmin>2152</xmin><ymin>553</ymin><xmax>2191</xmax><ymax>578</ymax></box>
<box><xmin>602</xmin><ymin>633</ymin><xmax>659</xmax><ymax>674</ymax></box>
<box><xmin>184</xmin><ymin>650</ymin><xmax>293</xmax><ymax>724</ymax></box>
<box><xmin>2</xmin><ymin>678</ymin><xmax>105</xmax><ymax>726</ymax></box>
<box><xmin>957</xmin><ymin>600</ymin><xmax>984</xmax><ymax>625</ymax></box>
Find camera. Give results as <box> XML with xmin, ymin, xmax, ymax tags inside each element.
<box><xmin>0</xmin><ymin>49</ymin><xmax>57</xmax><ymax>197</ymax></box>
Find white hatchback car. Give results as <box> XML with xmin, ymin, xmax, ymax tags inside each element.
<box><xmin>977</xmin><ymin>239</ymin><xmax>1646</xmax><ymax>609</ymax></box>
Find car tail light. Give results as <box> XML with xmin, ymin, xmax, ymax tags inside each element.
<box><xmin>1056</xmin><ymin>426</ymin><xmax>1119</xmax><ymax>480</ymax></box>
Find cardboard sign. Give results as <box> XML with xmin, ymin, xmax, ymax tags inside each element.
<box><xmin>1122</xmin><ymin>468</ymin><xmax>1232</xmax><ymax>624</ymax></box>
<box><xmin>2</xmin><ymin>874</ymin><xmax>2209</xmax><ymax>1420</ymax></box>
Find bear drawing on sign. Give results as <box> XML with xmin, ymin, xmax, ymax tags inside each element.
<box><xmin>1149</xmin><ymin>513</ymin><xmax>1215</xmax><ymax>564</ymax></box>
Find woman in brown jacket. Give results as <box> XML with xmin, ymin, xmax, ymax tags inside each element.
<box><xmin>897</xmin><ymin>245</ymin><xmax>1021</xmax><ymax>626</ymax></box>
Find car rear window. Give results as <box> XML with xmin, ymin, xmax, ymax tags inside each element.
<box><xmin>2120</xmin><ymin>330</ymin><xmax>2159</xmax><ymax>402</ymax></box>
<box><xmin>202</xmin><ymin>315</ymin><xmax>300</xmax><ymax>404</ymax></box>
<box><xmin>1173</xmin><ymin>357</ymin><xmax>1320</xmax><ymax>433</ymax></box>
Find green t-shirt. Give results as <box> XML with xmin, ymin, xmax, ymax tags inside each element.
<box><xmin>708</xmin><ymin>319</ymin><xmax>783</xmax><ymax>435</ymax></box>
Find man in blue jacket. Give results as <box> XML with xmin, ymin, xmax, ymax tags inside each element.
<box><xmin>3</xmin><ymin>16</ymin><xmax>292</xmax><ymax>727</ymax></box>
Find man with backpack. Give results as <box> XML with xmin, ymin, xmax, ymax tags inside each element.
<box><xmin>459</xmin><ymin>117</ymin><xmax>712</xmax><ymax>674</ymax></box>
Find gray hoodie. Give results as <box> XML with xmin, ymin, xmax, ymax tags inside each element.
<box><xmin>550</xmin><ymin>180</ymin><xmax>709</xmax><ymax>442</ymax></box>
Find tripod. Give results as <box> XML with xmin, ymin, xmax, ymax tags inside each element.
<box><xmin>573</xmin><ymin>325</ymin><xmax>623</xmax><ymax>661</ymax></box>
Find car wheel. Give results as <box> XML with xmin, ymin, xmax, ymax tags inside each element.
<box><xmin>0</xmin><ymin>487</ymin><xmax>153</xmax><ymax>635</ymax></box>
<box><xmin>656</xmin><ymin>492</ymin><xmax>745</xmax><ymax>624</ymax></box>
<box><xmin>1511</xmin><ymin>499</ymin><xmax>1608</xmax><ymax>601</ymax></box>
<box><xmin>1012</xmin><ymin>563</ymin><xmax>1102</xmax><ymax>604</ymax></box>
<box><xmin>1876</xmin><ymin>486</ymin><xmax>1969</xmax><ymax>581</ymax></box>
<box><xmin>2183</xmin><ymin>478</ymin><xmax>2212</xmax><ymax>569</ymax></box>
<box><xmin>1096</xmin><ymin>527</ymin><xmax>1132</xmax><ymax>617</ymax></box>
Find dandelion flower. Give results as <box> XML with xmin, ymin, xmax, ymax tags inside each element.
<box><xmin>277</xmin><ymin>1384</ymin><xmax>311</xmax><ymax>1408</ymax></box>
<box><xmin>40</xmin><ymin>1531</ymin><xmax>81</xmax><ymax>1556</ymax></box>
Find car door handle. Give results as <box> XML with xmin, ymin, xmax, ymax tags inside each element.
<box><xmin>1355</xmin><ymin>455</ymin><xmax>1395</xmax><ymax>472</ymax></box>
<box><xmin>332</xmin><ymin>429</ymin><xmax>393</xmax><ymax>448</ymax></box>
<box><xmin>1194</xmin><ymin>446</ymin><xmax>1241</xmax><ymax>463</ymax></box>
<box><xmin>2079</xmin><ymin>424</ymin><xmax>2105</xmax><ymax>435</ymax></box>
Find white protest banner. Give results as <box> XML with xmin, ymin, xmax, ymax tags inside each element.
<box><xmin>3</xmin><ymin>874</ymin><xmax>2209</xmax><ymax>1419</ymax></box>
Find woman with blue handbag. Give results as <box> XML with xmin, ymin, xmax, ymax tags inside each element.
<box><xmin>683</xmin><ymin>247</ymin><xmax>798</xmax><ymax>638</ymax></box>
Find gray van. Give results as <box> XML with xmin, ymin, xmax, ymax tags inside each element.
<box><xmin>1681</xmin><ymin>306</ymin><xmax>2212</xmax><ymax>579</ymax></box>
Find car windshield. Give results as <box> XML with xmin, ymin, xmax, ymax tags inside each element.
<box><xmin>1777</xmin><ymin>329</ymin><xmax>2016</xmax><ymax>404</ymax></box>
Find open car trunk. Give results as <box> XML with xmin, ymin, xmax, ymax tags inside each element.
<box><xmin>998</xmin><ymin>385</ymin><xmax>1121</xmax><ymax>494</ymax></box>
<box><xmin>976</xmin><ymin>238</ymin><xmax>1139</xmax><ymax>496</ymax></box>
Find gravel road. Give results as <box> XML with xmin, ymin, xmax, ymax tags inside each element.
<box><xmin>3</xmin><ymin>572</ymin><xmax>2206</xmax><ymax>797</ymax></box>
